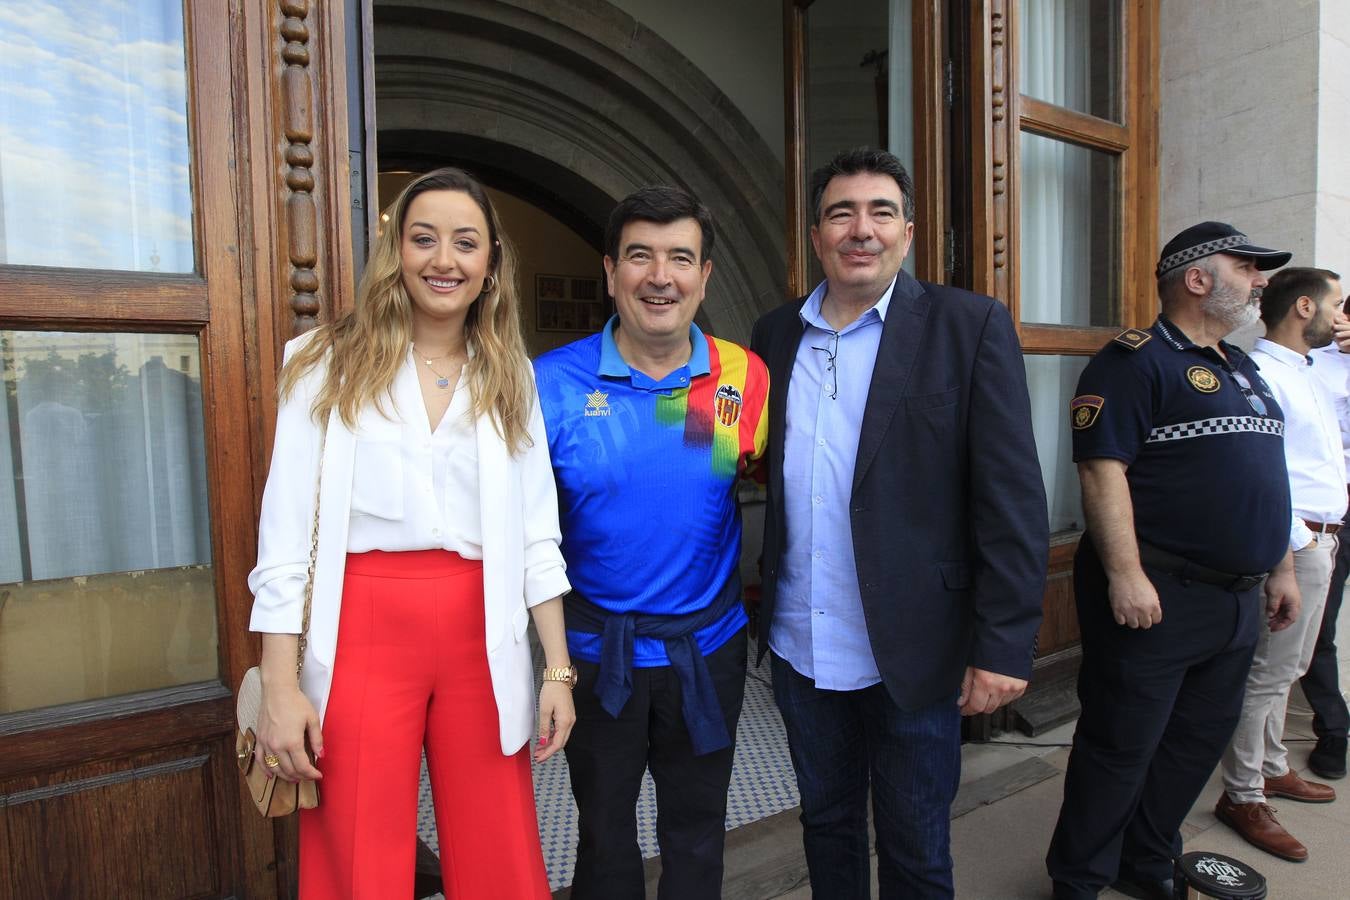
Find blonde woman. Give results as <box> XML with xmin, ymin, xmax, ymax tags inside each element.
<box><xmin>247</xmin><ymin>168</ymin><xmax>575</xmax><ymax>898</ymax></box>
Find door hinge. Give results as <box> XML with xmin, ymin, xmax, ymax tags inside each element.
<box><xmin>349</xmin><ymin>150</ymin><xmax>365</xmax><ymax>210</ymax></box>
<box><xmin>944</xmin><ymin>59</ymin><xmax>956</xmax><ymax>110</ymax></box>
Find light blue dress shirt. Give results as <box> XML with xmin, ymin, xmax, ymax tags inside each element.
<box><xmin>769</xmin><ymin>276</ymin><xmax>897</xmax><ymax>690</ymax></box>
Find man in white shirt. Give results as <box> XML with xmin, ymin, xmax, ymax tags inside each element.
<box><xmin>1304</xmin><ymin>307</ymin><xmax>1350</xmax><ymax>781</ymax></box>
<box><xmin>1218</xmin><ymin>267</ymin><xmax>1345</xmax><ymax>861</ymax></box>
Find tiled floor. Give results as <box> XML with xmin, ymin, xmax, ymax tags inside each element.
<box><xmin>772</xmin><ymin>597</ymin><xmax>1350</xmax><ymax>900</ymax></box>
<box><xmin>413</xmin><ymin>600</ymin><xmax>1350</xmax><ymax>898</ymax></box>
<box><xmin>415</xmin><ymin>636</ymin><xmax>799</xmax><ymax>891</ymax></box>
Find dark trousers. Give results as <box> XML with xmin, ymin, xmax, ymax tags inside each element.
<box><xmin>1300</xmin><ymin>515</ymin><xmax>1350</xmax><ymax>740</ymax></box>
<box><xmin>565</xmin><ymin>628</ymin><xmax>747</xmax><ymax>900</ymax></box>
<box><xmin>771</xmin><ymin>653</ymin><xmax>961</xmax><ymax>900</ymax></box>
<box><xmin>1046</xmin><ymin>541</ymin><xmax>1262</xmax><ymax>898</ymax></box>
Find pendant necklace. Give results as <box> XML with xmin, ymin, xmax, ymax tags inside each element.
<box><xmin>412</xmin><ymin>345</ymin><xmax>461</xmax><ymax>390</ymax></box>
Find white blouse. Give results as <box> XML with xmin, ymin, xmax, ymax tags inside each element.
<box><xmin>248</xmin><ymin>331</ymin><xmax>570</xmax><ymax>751</ymax></box>
<box><xmin>346</xmin><ymin>352</ymin><xmax>483</xmax><ymax>557</ymax></box>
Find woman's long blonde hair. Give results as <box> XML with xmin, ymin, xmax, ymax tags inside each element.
<box><xmin>279</xmin><ymin>168</ymin><xmax>535</xmax><ymax>453</ymax></box>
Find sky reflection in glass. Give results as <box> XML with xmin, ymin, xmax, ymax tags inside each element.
<box><xmin>0</xmin><ymin>1</ymin><xmax>194</xmax><ymax>272</ymax></box>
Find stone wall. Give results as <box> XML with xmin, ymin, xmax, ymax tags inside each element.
<box><xmin>607</xmin><ymin>0</ymin><xmax>785</xmax><ymax>164</ymax></box>
<box><xmin>1160</xmin><ymin>0</ymin><xmax>1348</xmax><ymax>277</ymax></box>
<box><xmin>1316</xmin><ymin>0</ymin><xmax>1350</xmax><ymax>269</ymax></box>
<box><xmin>373</xmin><ymin>0</ymin><xmax>788</xmax><ymax>341</ymax></box>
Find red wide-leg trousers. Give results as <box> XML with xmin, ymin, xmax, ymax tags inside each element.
<box><xmin>299</xmin><ymin>550</ymin><xmax>550</xmax><ymax>899</ymax></box>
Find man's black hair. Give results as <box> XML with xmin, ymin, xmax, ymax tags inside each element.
<box><xmin>1259</xmin><ymin>266</ymin><xmax>1341</xmax><ymax>327</ymax></box>
<box><xmin>810</xmin><ymin>147</ymin><xmax>916</xmax><ymax>224</ymax></box>
<box><xmin>604</xmin><ymin>186</ymin><xmax>715</xmax><ymax>262</ymax></box>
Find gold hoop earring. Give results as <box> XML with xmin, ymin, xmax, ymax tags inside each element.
<box><xmin>482</xmin><ymin>274</ymin><xmax>497</xmax><ymax>294</ymax></box>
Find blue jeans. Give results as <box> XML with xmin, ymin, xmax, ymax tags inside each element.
<box><xmin>770</xmin><ymin>653</ymin><xmax>961</xmax><ymax>899</ymax></box>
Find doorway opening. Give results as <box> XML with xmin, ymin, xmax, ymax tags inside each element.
<box><xmin>358</xmin><ymin>0</ymin><xmax>792</xmax><ymax>893</ymax></box>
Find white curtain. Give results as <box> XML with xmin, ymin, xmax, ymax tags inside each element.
<box><xmin>1</xmin><ymin>332</ymin><xmax>210</xmax><ymax>583</ymax></box>
<box><xmin>1019</xmin><ymin>0</ymin><xmax>1095</xmax><ymax>534</ymax></box>
<box><xmin>1019</xmin><ymin>0</ymin><xmax>1093</xmax><ymax>325</ymax></box>
<box><xmin>888</xmin><ymin>0</ymin><xmax>917</xmax><ymax>275</ymax></box>
<box><xmin>1025</xmin><ymin>355</ymin><xmax>1088</xmax><ymax>533</ymax></box>
<box><xmin>0</xmin><ymin>347</ymin><xmax>20</xmax><ymax>580</ymax></box>
<box><xmin>1021</xmin><ymin>132</ymin><xmax>1092</xmax><ymax>325</ymax></box>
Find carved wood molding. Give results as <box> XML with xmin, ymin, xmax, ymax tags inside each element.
<box><xmin>968</xmin><ymin>0</ymin><xmax>1017</xmax><ymax>307</ymax></box>
<box><xmin>280</xmin><ymin>0</ymin><xmax>319</xmax><ymax>335</ymax></box>
<box><xmin>784</xmin><ymin>0</ymin><xmax>808</xmax><ymax>299</ymax></box>
<box><xmin>989</xmin><ymin>1</ymin><xmax>1012</xmax><ymax>306</ymax></box>
<box><xmin>2</xmin><ymin>755</ymin><xmax>211</xmax><ymax>806</ymax></box>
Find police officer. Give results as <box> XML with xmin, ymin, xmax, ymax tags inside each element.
<box><xmin>1046</xmin><ymin>222</ymin><xmax>1301</xmax><ymax>900</ymax></box>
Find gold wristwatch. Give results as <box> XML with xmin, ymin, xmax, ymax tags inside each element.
<box><xmin>542</xmin><ymin>665</ymin><xmax>578</xmax><ymax>690</ymax></box>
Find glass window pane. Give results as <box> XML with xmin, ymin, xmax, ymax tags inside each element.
<box><xmin>0</xmin><ymin>2</ymin><xmax>195</xmax><ymax>272</ymax></box>
<box><xmin>805</xmin><ymin>0</ymin><xmax>917</xmax><ymax>281</ymax></box>
<box><xmin>1024</xmin><ymin>353</ymin><xmax>1090</xmax><ymax>535</ymax></box>
<box><xmin>1019</xmin><ymin>132</ymin><xmax>1119</xmax><ymax>326</ymax></box>
<box><xmin>0</xmin><ymin>330</ymin><xmax>216</xmax><ymax>712</ymax></box>
<box><xmin>806</xmin><ymin>0</ymin><xmax>891</xmax><ymax>176</ymax></box>
<box><xmin>1018</xmin><ymin>0</ymin><xmax>1121</xmax><ymax>122</ymax></box>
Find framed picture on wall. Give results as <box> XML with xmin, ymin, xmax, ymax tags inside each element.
<box><xmin>537</xmin><ymin>275</ymin><xmax>566</xmax><ymax>300</ymax></box>
<box><xmin>536</xmin><ymin>274</ymin><xmax>606</xmax><ymax>332</ymax></box>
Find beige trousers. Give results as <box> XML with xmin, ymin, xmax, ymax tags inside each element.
<box><xmin>1221</xmin><ymin>532</ymin><xmax>1335</xmax><ymax>803</ymax></box>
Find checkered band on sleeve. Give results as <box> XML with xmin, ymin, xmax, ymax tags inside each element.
<box><xmin>1145</xmin><ymin>416</ymin><xmax>1284</xmax><ymax>444</ymax></box>
<box><xmin>1155</xmin><ymin>235</ymin><xmax>1250</xmax><ymax>277</ymax></box>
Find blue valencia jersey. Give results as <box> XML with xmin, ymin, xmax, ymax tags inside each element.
<box><xmin>1071</xmin><ymin>317</ymin><xmax>1291</xmax><ymax>575</ymax></box>
<box><xmin>534</xmin><ymin>320</ymin><xmax>769</xmax><ymax>666</ymax></box>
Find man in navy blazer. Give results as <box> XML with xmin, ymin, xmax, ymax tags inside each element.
<box><xmin>750</xmin><ymin>148</ymin><xmax>1048</xmax><ymax>898</ymax></box>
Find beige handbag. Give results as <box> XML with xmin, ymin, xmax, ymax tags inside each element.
<box><xmin>235</xmin><ymin>668</ymin><xmax>319</xmax><ymax>816</ymax></box>
<box><xmin>235</xmin><ymin>428</ymin><xmax>324</xmax><ymax>817</ymax></box>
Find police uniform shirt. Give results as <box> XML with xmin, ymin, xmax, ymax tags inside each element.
<box><xmin>1070</xmin><ymin>316</ymin><xmax>1291</xmax><ymax>575</ymax></box>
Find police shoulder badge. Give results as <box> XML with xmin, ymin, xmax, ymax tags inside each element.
<box><xmin>714</xmin><ymin>383</ymin><xmax>743</xmax><ymax>426</ymax></box>
<box><xmin>1070</xmin><ymin>395</ymin><xmax>1104</xmax><ymax>430</ymax></box>
<box><xmin>1112</xmin><ymin>328</ymin><xmax>1153</xmax><ymax>351</ymax></box>
<box><xmin>1186</xmin><ymin>366</ymin><xmax>1220</xmax><ymax>393</ymax></box>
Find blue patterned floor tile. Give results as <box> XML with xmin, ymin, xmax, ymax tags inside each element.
<box><xmin>416</xmin><ymin>637</ymin><xmax>798</xmax><ymax>891</ymax></box>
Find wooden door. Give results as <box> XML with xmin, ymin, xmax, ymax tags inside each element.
<box><xmin>782</xmin><ymin>0</ymin><xmax>948</xmax><ymax>295</ymax></box>
<box><xmin>782</xmin><ymin>0</ymin><xmax>1162</xmax><ymax>735</ymax></box>
<box><xmin>0</xmin><ymin>1</ymin><xmax>357</xmax><ymax>896</ymax></box>
<box><xmin>966</xmin><ymin>0</ymin><xmax>1160</xmax><ymax>730</ymax></box>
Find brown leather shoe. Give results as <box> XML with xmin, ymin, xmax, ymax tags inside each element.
<box><xmin>1265</xmin><ymin>769</ymin><xmax>1336</xmax><ymax>803</ymax></box>
<box><xmin>1215</xmin><ymin>794</ymin><xmax>1308</xmax><ymax>862</ymax></box>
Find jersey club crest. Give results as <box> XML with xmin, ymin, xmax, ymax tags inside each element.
<box><xmin>714</xmin><ymin>383</ymin><xmax>743</xmax><ymax>427</ymax></box>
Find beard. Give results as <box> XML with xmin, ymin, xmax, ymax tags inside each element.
<box><xmin>1304</xmin><ymin>316</ymin><xmax>1335</xmax><ymax>349</ymax></box>
<box><xmin>1201</xmin><ymin>278</ymin><xmax>1260</xmax><ymax>331</ymax></box>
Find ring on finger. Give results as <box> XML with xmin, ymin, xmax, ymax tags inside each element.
<box><xmin>264</xmin><ymin>753</ymin><xmax>282</xmax><ymax>768</ymax></box>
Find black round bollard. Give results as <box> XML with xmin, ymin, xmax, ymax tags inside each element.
<box><xmin>1173</xmin><ymin>851</ymin><xmax>1267</xmax><ymax>899</ymax></box>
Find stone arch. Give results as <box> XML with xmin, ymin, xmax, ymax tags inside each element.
<box><xmin>374</xmin><ymin>0</ymin><xmax>787</xmax><ymax>340</ymax></box>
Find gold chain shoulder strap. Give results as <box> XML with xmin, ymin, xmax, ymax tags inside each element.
<box><xmin>295</xmin><ymin>421</ymin><xmax>327</xmax><ymax>679</ymax></box>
